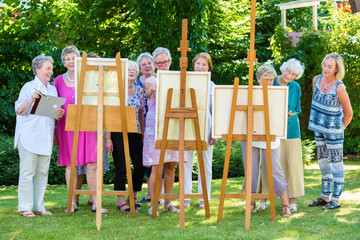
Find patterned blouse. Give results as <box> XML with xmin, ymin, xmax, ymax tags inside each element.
<box><xmin>128</xmin><ymin>84</ymin><xmax>145</xmax><ymax>134</ymax></box>
<box><xmin>308</xmin><ymin>74</ymin><xmax>344</xmax><ymax>134</ymax></box>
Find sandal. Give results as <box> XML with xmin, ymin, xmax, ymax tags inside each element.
<box><xmin>322</xmin><ymin>201</ymin><xmax>341</xmax><ymax>210</ymax></box>
<box><xmin>244</xmin><ymin>202</ymin><xmax>257</xmax><ymax>214</ymax></box>
<box><xmin>117</xmin><ymin>203</ymin><xmax>130</xmax><ymax>212</ymax></box>
<box><xmin>139</xmin><ymin>197</ymin><xmax>151</xmax><ymax>203</ymax></box>
<box><xmin>19</xmin><ymin>211</ymin><xmax>36</xmax><ymax>218</ymax></box>
<box><xmin>309</xmin><ymin>197</ymin><xmax>328</xmax><ymax>207</ymax></box>
<box><xmin>257</xmin><ymin>202</ymin><xmax>267</xmax><ymax>211</ymax></box>
<box><xmin>282</xmin><ymin>204</ymin><xmax>291</xmax><ymax>217</ymax></box>
<box><xmin>92</xmin><ymin>204</ymin><xmax>109</xmax><ymax>214</ymax></box>
<box><xmin>64</xmin><ymin>203</ymin><xmax>77</xmax><ymax>213</ymax></box>
<box><xmin>34</xmin><ymin>210</ymin><xmax>52</xmax><ymax>216</ymax></box>
<box><xmin>199</xmin><ymin>201</ymin><xmax>205</xmax><ymax>209</ymax></box>
<box><xmin>163</xmin><ymin>203</ymin><xmax>180</xmax><ymax>213</ymax></box>
<box><xmin>127</xmin><ymin>198</ymin><xmax>141</xmax><ymax>210</ymax></box>
<box><xmin>289</xmin><ymin>203</ymin><xmax>297</xmax><ymax>212</ymax></box>
<box><xmin>148</xmin><ymin>207</ymin><xmax>159</xmax><ymax>217</ymax></box>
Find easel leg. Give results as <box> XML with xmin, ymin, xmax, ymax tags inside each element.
<box><xmin>178</xmin><ymin>117</ymin><xmax>185</xmax><ymax>228</ymax></box>
<box><xmin>190</xmin><ymin>89</ymin><xmax>210</xmax><ymax>218</ymax></box>
<box><xmin>67</xmin><ymin>131</ymin><xmax>80</xmax><ymax>215</ymax></box>
<box><xmin>123</xmin><ymin>132</ymin><xmax>135</xmax><ymax>217</ymax></box>
<box><xmin>244</xmin><ymin>106</ymin><xmax>254</xmax><ymax>230</ymax></box>
<box><xmin>152</xmin><ymin>89</ymin><xmax>173</xmax><ymax>218</ymax></box>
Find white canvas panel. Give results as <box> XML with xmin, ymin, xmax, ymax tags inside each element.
<box><xmin>75</xmin><ymin>57</ymin><xmax>128</xmax><ymax>106</ymax></box>
<box><xmin>213</xmin><ymin>85</ymin><xmax>288</xmax><ymax>138</ymax></box>
<box><xmin>156</xmin><ymin>71</ymin><xmax>210</xmax><ymax>141</ymax></box>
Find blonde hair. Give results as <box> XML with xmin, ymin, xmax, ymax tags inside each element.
<box><xmin>256</xmin><ymin>64</ymin><xmax>277</xmax><ymax>80</ymax></box>
<box><xmin>128</xmin><ymin>60</ymin><xmax>139</xmax><ymax>77</ymax></box>
<box><xmin>192</xmin><ymin>52</ymin><xmax>213</xmax><ymax>72</ymax></box>
<box><xmin>322</xmin><ymin>53</ymin><xmax>345</xmax><ymax>80</ymax></box>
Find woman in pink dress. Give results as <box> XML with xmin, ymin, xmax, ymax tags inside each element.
<box><xmin>53</xmin><ymin>46</ymin><xmax>108</xmax><ymax>213</ymax></box>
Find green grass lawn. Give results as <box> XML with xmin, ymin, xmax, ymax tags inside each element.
<box><xmin>1</xmin><ymin>161</ymin><xmax>359</xmax><ymax>240</ymax></box>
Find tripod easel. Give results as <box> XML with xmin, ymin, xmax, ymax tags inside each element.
<box><xmin>217</xmin><ymin>0</ymin><xmax>276</xmax><ymax>230</ymax></box>
<box><xmin>151</xmin><ymin>19</ymin><xmax>210</xmax><ymax>228</ymax></box>
<box><xmin>65</xmin><ymin>52</ymin><xmax>138</xmax><ymax>230</ymax></box>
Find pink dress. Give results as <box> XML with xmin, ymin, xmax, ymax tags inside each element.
<box><xmin>53</xmin><ymin>75</ymin><xmax>97</xmax><ymax>166</ymax></box>
<box><xmin>143</xmin><ymin>76</ymin><xmax>186</xmax><ymax>166</ymax></box>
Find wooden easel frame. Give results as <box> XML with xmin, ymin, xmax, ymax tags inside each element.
<box><xmin>151</xmin><ymin>19</ymin><xmax>210</xmax><ymax>229</ymax></box>
<box><xmin>66</xmin><ymin>52</ymin><xmax>137</xmax><ymax>230</ymax></box>
<box><xmin>217</xmin><ymin>0</ymin><xmax>277</xmax><ymax>230</ymax></box>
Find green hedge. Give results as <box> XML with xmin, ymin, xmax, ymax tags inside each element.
<box><xmin>1</xmin><ymin>134</ymin><xmax>317</xmax><ymax>186</ymax></box>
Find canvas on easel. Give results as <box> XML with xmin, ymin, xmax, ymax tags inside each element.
<box><xmin>65</xmin><ymin>52</ymin><xmax>137</xmax><ymax>231</ymax></box>
<box><xmin>213</xmin><ymin>85</ymin><xmax>288</xmax><ymax>138</ymax></box>
<box><xmin>156</xmin><ymin>70</ymin><xmax>210</xmax><ymax>141</ymax></box>
<box><xmin>151</xmin><ymin>19</ymin><xmax>210</xmax><ymax>229</ymax></box>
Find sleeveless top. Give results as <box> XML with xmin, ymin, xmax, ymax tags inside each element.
<box><xmin>308</xmin><ymin>74</ymin><xmax>344</xmax><ymax>134</ymax></box>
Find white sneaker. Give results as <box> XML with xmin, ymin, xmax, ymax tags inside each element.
<box><xmin>256</xmin><ymin>202</ymin><xmax>267</xmax><ymax>211</ymax></box>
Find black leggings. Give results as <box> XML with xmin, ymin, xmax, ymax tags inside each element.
<box><xmin>111</xmin><ymin>132</ymin><xmax>145</xmax><ymax>191</ymax></box>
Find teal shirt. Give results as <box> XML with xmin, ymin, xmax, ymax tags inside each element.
<box><xmin>274</xmin><ymin>77</ymin><xmax>302</xmax><ymax>139</ymax></box>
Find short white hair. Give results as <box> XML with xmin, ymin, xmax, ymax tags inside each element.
<box><xmin>152</xmin><ymin>47</ymin><xmax>172</xmax><ymax>61</ymax></box>
<box><xmin>136</xmin><ymin>52</ymin><xmax>154</xmax><ymax>67</ymax></box>
<box><xmin>61</xmin><ymin>46</ymin><xmax>80</xmax><ymax>65</ymax></box>
<box><xmin>32</xmin><ymin>55</ymin><xmax>54</xmax><ymax>75</ymax></box>
<box><xmin>128</xmin><ymin>60</ymin><xmax>139</xmax><ymax>77</ymax></box>
<box><xmin>279</xmin><ymin>58</ymin><xmax>305</xmax><ymax>79</ymax></box>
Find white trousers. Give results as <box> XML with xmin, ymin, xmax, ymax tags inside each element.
<box><xmin>18</xmin><ymin>140</ymin><xmax>51</xmax><ymax>212</ymax></box>
<box><xmin>184</xmin><ymin>144</ymin><xmax>213</xmax><ymax>201</ymax></box>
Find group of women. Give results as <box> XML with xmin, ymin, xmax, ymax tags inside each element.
<box><xmin>15</xmin><ymin>46</ymin><xmax>352</xmax><ymax>219</ymax></box>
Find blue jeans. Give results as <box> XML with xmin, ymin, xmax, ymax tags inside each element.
<box><xmin>315</xmin><ymin>132</ymin><xmax>344</xmax><ymax>201</ymax></box>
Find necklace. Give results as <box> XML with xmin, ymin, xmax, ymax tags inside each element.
<box><xmin>324</xmin><ymin>85</ymin><xmax>328</xmax><ymax>90</ymax></box>
<box><xmin>66</xmin><ymin>71</ymin><xmax>75</xmax><ymax>82</ymax></box>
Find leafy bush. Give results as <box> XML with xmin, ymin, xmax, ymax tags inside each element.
<box><xmin>301</xmin><ymin>139</ymin><xmax>317</xmax><ymax>166</ymax></box>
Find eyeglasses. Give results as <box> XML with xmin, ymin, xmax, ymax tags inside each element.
<box><xmin>64</xmin><ymin>57</ymin><xmax>76</xmax><ymax>62</ymax></box>
<box><xmin>155</xmin><ymin>59</ymin><xmax>170</xmax><ymax>66</ymax></box>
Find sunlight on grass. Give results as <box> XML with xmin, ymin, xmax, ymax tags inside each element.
<box><xmin>0</xmin><ymin>195</ymin><xmax>16</xmax><ymax>200</ymax></box>
<box><xmin>341</xmin><ymin>189</ymin><xmax>360</xmax><ymax>201</ymax></box>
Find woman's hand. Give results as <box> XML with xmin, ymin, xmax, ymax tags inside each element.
<box><xmin>145</xmin><ymin>82</ymin><xmax>156</xmax><ymax>99</ymax></box>
<box><xmin>105</xmin><ymin>139</ymin><xmax>113</xmax><ymax>153</ymax></box>
<box><xmin>55</xmin><ymin>108</ymin><xmax>65</xmax><ymax>119</ymax></box>
<box><xmin>209</xmin><ymin>138</ymin><xmax>218</xmax><ymax>146</ymax></box>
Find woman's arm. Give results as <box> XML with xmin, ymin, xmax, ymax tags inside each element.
<box><xmin>16</xmin><ymin>90</ymin><xmax>41</xmax><ymax>116</ymax></box>
<box><xmin>145</xmin><ymin>82</ymin><xmax>156</xmax><ymax>99</ymax></box>
<box><xmin>139</xmin><ymin>109</ymin><xmax>145</xmax><ymax>136</ymax></box>
<box><xmin>105</xmin><ymin>131</ymin><xmax>113</xmax><ymax>153</ymax></box>
<box><xmin>337</xmin><ymin>84</ymin><xmax>353</xmax><ymax>128</ymax></box>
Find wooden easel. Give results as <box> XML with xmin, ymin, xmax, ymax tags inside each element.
<box><xmin>217</xmin><ymin>0</ymin><xmax>276</xmax><ymax>230</ymax></box>
<box><xmin>151</xmin><ymin>19</ymin><xmax>210</xmax><ymax>228</ymax></box>
<box><xmin>65</xmin><ymin>52</ymin><xmax>138</xmax><ymax>230</ymax></box>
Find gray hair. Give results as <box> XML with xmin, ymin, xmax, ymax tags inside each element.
<box><xmin>61</xmin><ymin>45</ymin><xmax>80</xmax><ymax>65</ymax></box>
<box><xmin>256</xmin><ymin>64</ymin><xmax>277</xmax><ymax>80</ymax></box>
<box><xmin>279</xmin><ymin>58</ymin><xmax>305</xmax><ymax>79</ymax></box>
<box><xmin>128</xmin><ymin>60</ymin><xmax>139</xmax><ymax>77</ymax></box>
<box><xmin>136</xmin><ymin>52</ymin><xmax>154</xmax><ymax>67</ymax></box>
<box><xmin>152</xmin><ymin>47</ymin><xmax>172</xmax><ymax>61</ymax></box>
<box><xmin>32</xmin><ymin>55</ymin><xmax>54</xmax><ymax>75</ymax></box>
<box><xmin>322</xmin><ymin>53</ymin><xmax>345</xmax><ymax>80</ymax></box>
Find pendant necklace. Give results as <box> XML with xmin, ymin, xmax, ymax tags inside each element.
<box><xmin>324</xmin><ymin>85</ymin><xmax>327</xmax><ymax>90</ymax></box>
<box><xmin>66</xmin><ymin>71</ymin><xmax>75</xmax><ymax>82</ymax></box>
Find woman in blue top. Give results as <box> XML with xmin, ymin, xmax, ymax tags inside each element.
<box><xmin>257</xmin><ymin>58</ymin><xmax>305</xmax><ymax>213</ymax></box>
<box><xmin>308</xmin><ymin>53</ymin><xmax>352</xmax><ymax>210</ymax></box>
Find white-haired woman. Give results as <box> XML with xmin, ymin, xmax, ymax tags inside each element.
<box><xmin>15</xmin><ymin>55</ymin><xmax>64</xmax><ymax>217</ymax></box>
<box><xmin>241</xmin><ymin>64</ymin><xmax>291</xmax><ymax>216</ymax></box>
<box><xmin>143</xmin><ymin>48</ymin><xmax>186</xmax><ymax>216</ymax></box>
<box><xmin>257</xmin><ymin>58</ymin><xmax>305</xmax><ymax>213</ymax></box>
<box><xmin>53</xmin><ymin>46</ymin><xmax>108</xmax><ymax>213</ymax></box>
<box><xmin>105</xmin><ymin>60</ymin><xmax>146</xmax><ymax>212</ymax></box>
<box><xmin>308</xmin><ymin>53</ymin><xmax>352</xmax><ymax>210</ymax></box>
